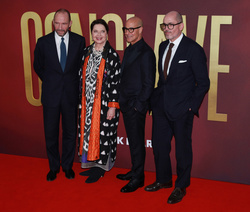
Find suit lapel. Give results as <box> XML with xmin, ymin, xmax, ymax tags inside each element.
<box><xmin>49</xmin><ymin>32</ymin><xmax>62</xmax><ymax>73</ymax></box>
<box><xmin>168</xmin><ymin>35</ymin><xmax>187</xmax><ymax>78</ymax></box>
<box><xmin>64</xmin><ymin>31</ymin><xmax>74</xmax><ymax>73</ymax></box>
<box><xmin>158</xmin><ymin>41</ymin><xmax>169</xmax><ymax>81</ymax></box>
<box><xmin>124</xmin><ymin>48</ymin><xmax>141</xmax><ymax>67</ymax></box>
<box><xmin>122</xmin><ymin>39</ymin><xmax>144</xmax><ymax>72</ymax></box>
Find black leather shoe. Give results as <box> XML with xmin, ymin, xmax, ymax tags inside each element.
<box><xmin>79</xmin><ymin>169</ymin><xmax>93</xmax><ymax>176</ymax></box>
<box><xmin>144</xmin><ymin>180</ymin><xmax>172</xmax><ymax>192</ymax></box>
<box><xmin>85</xmin><ymin>167</ymin><xmax>105</xmax><ymax>183</ymax></box>
<box><xmin>63</xmin><ymin>169</ymin><xmax>75</xmax><ymax>179</ymax></box>
<box><xmin>120</xmin><ymin>179</ymin><xmax>144</xmax><ymax>193</ymax></box>
<box><xmin>116</xmin><ymin>171</ymin><xmax>133</xmax><ymax>181</ymax></box>
<box><xmin>167</xmin><ymin>187</ymin><xmax>186</xmax><ymax>204</ymax></box>
<box><xmin>47</xmin><ymin>170</ymin><xmax>59</xmax><ymax>181</ymax></box>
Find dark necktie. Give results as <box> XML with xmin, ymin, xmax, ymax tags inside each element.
<box><xmin>163</xmin><ymin>43</ymin><xmax>174</xmax><ymax>80</ymax></box>
<box><xmin>60</xmin><ymin>37</ymin><xmax>66</xmax><ymax>71</ymax></box>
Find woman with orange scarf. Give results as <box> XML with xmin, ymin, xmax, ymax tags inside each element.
<box><xmin>78</xmin><ymin>19</ymin><xmax>121</xmax><ymax>183</ymax></box>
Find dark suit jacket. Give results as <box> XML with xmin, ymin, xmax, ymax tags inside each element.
<box><xmin>34</xmin><ymin>31</ymin><xmax>85</xmax><ymax>107</ymax></box>
<box><xmin>119</xmin><ymin>38</ymin><xmax>156</xmax><ymax>114</ymax></box>
<box><xmin>151</xmin><ymin>34</ymin><xmax>210</xmax><ymax>121</ymax></box>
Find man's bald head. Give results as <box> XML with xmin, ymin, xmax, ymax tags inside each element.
<box><xmin>127</xmin><ymin>16</ymin><xmax>143</xmax><ymax>27</ymax></box>
<box><xmin>124</xmin><ymin>16</ymin><xmax>143</xmax><ymax>45</ymax></box>
<box><xmin>165</xmin><ymin>11</ymin><xmax>183</xmax><ymax>23</ymax></box>
<box><xmin>163</xmin><ymin>11</ymin><xmax>184</xmax><ymax>42</ymax></box>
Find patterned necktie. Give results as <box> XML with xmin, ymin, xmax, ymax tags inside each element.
<box><xmin>60</xmin><ymin>37</ymin><xmax>66</xmax><ymax>71</ymax></box>
<box><xmin>163</xmin><ymin>43</ymin><xmax>174</xmax><ymax>80</ymax></box>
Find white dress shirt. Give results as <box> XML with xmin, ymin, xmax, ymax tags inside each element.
<box><xmin>54</xmin><ymin>31</ymin><xmax>69</xmax><ymax>62</ymax></box>
<box><xmin>162</xmin><ymin>33</ymin><xmax>184</xmax><ymax>75</ymax></box>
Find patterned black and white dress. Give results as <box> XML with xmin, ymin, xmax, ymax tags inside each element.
<box><xmin>78</xmin><ymin>41</ymin><xmax>121</xmax><ymax>171</ymax></box>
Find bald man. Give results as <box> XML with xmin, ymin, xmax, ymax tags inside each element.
<box><xmin>145</xmin><ymin>11</ymin><xmax>209</xmax><ymax>204</ymax></box>
<box><xmin>117</xmin><ymin>17</ymin><xmax>156</xmax><ymax>192</ymax></box>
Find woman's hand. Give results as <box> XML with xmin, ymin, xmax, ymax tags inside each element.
<box><xmin>107</xmin><ymin>107</ymin><xmax>116</xmax><ymax>120</ymax></box>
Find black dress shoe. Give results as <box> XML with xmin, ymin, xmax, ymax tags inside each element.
<box><xmin>120</xmin><ymin>179</ymin><xmax>144</xmax><ymax>193</ymax></box>
<box><xmin>116</xmin><ymin>171</ymin><xmax>133</xmax><ymax>181</ymax></box>
<box><xmin>167</xmin><ymin>187</ymin><xmax>186</xmax><ymax>204</ymax></box>
<box><xmin>79</xmin><ymin>169</ymin><xmax>93</xmax><ymax>176</ymax></box>
<box><xmin>47</xmin><ymin>170</ymin><xmax>59</xmax><ymax>181</ymax></box>
<box><xmin>144</xmin><ymin>180</ymin><xmax>172</xmax><ymax>192</ymax></box>
<box><xmin>63</xmin><ymin>169</ymin><xmax>75</xmax><ymax>179</ymax></box>
<box><xmin>85</xmin><ymin>167</ymin><xmax>105</xmax><ymax>183</ymax></box>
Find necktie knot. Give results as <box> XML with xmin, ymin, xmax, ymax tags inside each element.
<box><xmin>169</xmin><ymin>43</ymin><xmax>174</xmax><ymax>50</ymax></box>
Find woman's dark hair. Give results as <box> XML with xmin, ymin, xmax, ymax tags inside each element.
<box><xmin>90</xmin><ymin>19</ymin><xmax>109</xmax><ymax>33</ymax></box>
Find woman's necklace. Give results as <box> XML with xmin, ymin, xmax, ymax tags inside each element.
<box><xmin>93</xmin><ymin>43</ymin><xmax>104</xmax><ymax>56</ymax></box>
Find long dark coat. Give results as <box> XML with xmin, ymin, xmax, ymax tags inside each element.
<box><xmin>78</xmin><ymin>41</ymin><xmax>121</xmax><ymax>165</ymax></box>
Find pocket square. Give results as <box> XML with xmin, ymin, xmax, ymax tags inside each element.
<box><xmin>178</xmin><ymin>60</ymin><xmax>187</xmax><ymax>63</ymax></box>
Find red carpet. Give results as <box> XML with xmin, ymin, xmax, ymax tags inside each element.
<box><xmin>0</xmin><ymin>154</ymin><xmax>249</xmax><ymax>212</ymax></box>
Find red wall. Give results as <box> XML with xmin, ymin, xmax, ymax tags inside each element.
<box><xmin>0</xmin><ymin>0</ymin><xmax>250</xmax><ymax>185</ymax></box>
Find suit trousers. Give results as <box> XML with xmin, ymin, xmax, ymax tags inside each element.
<box><xmin>122</xmin><ymin>108</ymin><xmax>146</xmax><ymax>181</ymax></box>
<box><xmin>43</xmin><ymin>96</ymin><xmax>77</xmax><ymax>171</ymax></box>
<box><xmin>152</xmin><ymin>97</ymin><xmax>194</xmax><ymax>188</ymax></box>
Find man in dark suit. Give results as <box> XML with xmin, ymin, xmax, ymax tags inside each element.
<box><xmin>117</xmin><ymin>17</ymin><xmax>156</xmax><ymax>192</ymax></box>
<box><xmin>34</xmin><ymin>9</ymin><xmax>85</xmax><ymax>181</ymax></box>
<box><xmin>144</xmin><ymin>11</ymin><xmax>210</xmax><ymax>204</ymax></box>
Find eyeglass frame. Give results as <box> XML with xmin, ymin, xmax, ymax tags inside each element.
<box><xmin>160</xmin><ymin>22</ymin><xmax>182</xmax><ymax>31</ymax></box>
<box><xmin>122</xmin><ymin>26</ymin><xmax>142</xmax><ymax>33</ymax></box>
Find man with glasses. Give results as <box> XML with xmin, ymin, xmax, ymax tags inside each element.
<box><xmin>117</xmin><ymin>17</ymin><xmax>156</xmax><ymax>193</ymax></box>
<box><xmin>144</xmin><ymin>11</ymin><xmax>209</xmax><ymax>204</ymax></box>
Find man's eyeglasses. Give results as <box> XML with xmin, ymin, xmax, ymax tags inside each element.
<box><xmin>160</xmin><ymin>22</ymin><xmax>182</xmax><ymax>31</ymax></box>
<box><xmin>122</xmin><ymin>26</ymin><xmax>141</xmax><ymax>33</ymax></box>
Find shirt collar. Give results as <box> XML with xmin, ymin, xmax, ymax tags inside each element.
<box><xmin>170</xmin><ymin>33</ymin><xmax>183</xmax><ymax>47</ymax></box>
<box><xmin>128</xmin><ymin>38</ymin><xmax>144</xmax><ymax>50</ymax></box>
<box><xmin>54</xmin><ymin>31</ymin><xmax>69</xmax><ymax>43</ymax></box>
